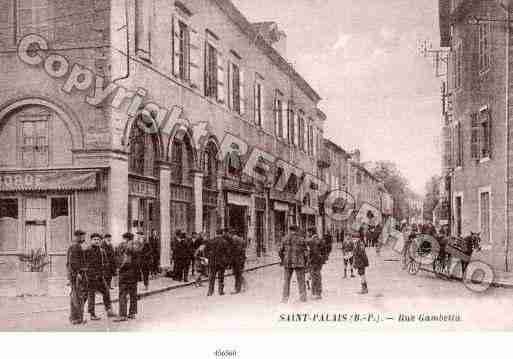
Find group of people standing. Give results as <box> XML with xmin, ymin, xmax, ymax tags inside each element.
<box><xmin>279</xmin><ymin>225</ymin><xmax>370</xmax><ymax>303</ymax></box>
<box><xmin>66</xmin><ymin>230</ymin><xmax>160</xmax><ymax>325</ymax></box>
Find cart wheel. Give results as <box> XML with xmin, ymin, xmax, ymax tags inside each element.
<box><xmin>408</xmin><ymin>260</ymin><xmax>419</xmax><ymax>275</ymax></box>
<box><xmin>434</xmin><ymin>260</ymin><xmax>444</xmax><ymax>278</ymax></box>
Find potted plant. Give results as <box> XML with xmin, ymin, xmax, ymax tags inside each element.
<box><xmin>16</xmin><ymin>248</ymin><xmax>50</xmax><ymax>297</ymax></box>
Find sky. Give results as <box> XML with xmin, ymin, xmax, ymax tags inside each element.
<box><xmin>233</xmin><ymin>0</ymin><xmax>442</xmax><ymax>195</ymax></box>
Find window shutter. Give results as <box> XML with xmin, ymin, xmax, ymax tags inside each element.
<box><xmin>282</xmin><ymin>100</ymin><xmax>288</xmax><ymax>141</ymax></box>
<box><xmin>253</xmin><ymin>82</ymin><xmax>258</xmax><ymax>124</ymax></box>
<box><xmin>216</xmin><ymin>51</ymin><xmax>225</xmax><ymax>104</ymax></box>
<box><xmin>239</xmin><ymin>69</ymin><xmax>245</xmax><ymax>115</ymax></box>
<box><xmin>189</xmin><ymin>27</ymin><xmax>201</xmax><ymax>89</ymax></box>
<box><xmin>204</xmin><ymin>41</ymin><xmax>209</xmax><ymax>95</ymax></box>
<box><xmin>227</xmin><ymin>61</ymin><xmax>233</xmax><ymax>109</ymax></box>
<box><xmin>487</xmin><ymin>110</ymin><xmax>492</xmax><ymax>158</ymax></box>
<box><xmin>274</xmin><ymin>95</ymin><xmax>278</xmax><ymax>136</ymax></box>
<box><xmin>470</xmin><ymin>113</ymin><xmax>479</xmax><ymax>160</ymax></box>
<box><xmin>172</xmin><ymin>16</ymin><xmax>180</xmax><ymax>77</ymax></box>
<box><xmin>295</xmin><ymin>114</ymin><xmax>300</xmax><ymax>146</ymax></box>
<box><xmin>290</xmin><ymin>107</ymin><xmax>295</xmax><ymax>145</ymax></box>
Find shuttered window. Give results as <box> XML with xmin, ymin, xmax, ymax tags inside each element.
<box><xmin>480</xmin><ymin>109</ymin><xmax>492</xmax><ymax>158</ymax></box>
<box><xmin>479</xmin><ymin>23</ymin><xmax>491</xmax><ymax>72</ymax></box>
<box><xmin>455</xmin><ymin>122</ymin><xmax>463</xmax><ymax>167</ymax></box>
<box><xmin>172</xmin><ymin>17</ymin><xmax>190</xmax><ymax>81</ymax></box>
<box><xmin>204</xmin><ymin>42</ymin><xmax>218</xmax><ymax>99</ymax></box>
<box><xmin>470</xmin><ymin>113</ymin><xmax>480</xmax><ymax>160</ymax></box>
<box><xmin>254</xmin><ymin>80</ymin><xmax>263</xmax><ymax>126</ymax></box>
<box><xmin>135</xmin><ymin>0</ymin><xmax>152</xmax><ymax>60</ymax></box>
<box><xmin>227</xmin><ymin>62</ymin><xmax>244</xmax><ymax>115</ymax></box>
<box><xmin>274</xmin><ymin>91</ymin><xmax>283</xmax><ymax>138</ymax></box>
<box><xmin>287</xmin><ymin>101</ymin><xmax>295</xmax><ymax>145</ymax></box>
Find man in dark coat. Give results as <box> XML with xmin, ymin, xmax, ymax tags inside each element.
<box><xmin>307</xmin><ymin>228</ymin><xmax>328</xmax><ymax>300</ymax></box>
<box><xmin>206</xmin><ymin>229</ymin><xmax>230</xmax><ymax>296</ymax></box>
<box><xmin>183</xmin><ymin>233</ymin><xmax>194</xmax><ymax>282</ymax></box>
<box><xmin>101</xmin><ymin>234</ymin><xmax>116</xmax><ymax>289</ymax></box>
<box><xmin>170</xmin><ymin>230</ymin><xmax>181</xmax><ymax>280</ymax></box>
<box><xmin>279</xmin><ymin>225</ymin><xmax>308</xmax><ymax>303</ymax></box>
<box><xmin>323</xmin><ymin>232</ymin><xmax>333</xmax><ymax>257</ymax></box>
<box><xmin>66</xmin><ymin>229</ymin><xmax>87</xmax><ymax>325</ymax></box>
<box><xmin>85</xmin><ymin>233</ymin><xmax>115</xmax><ymax>320</ymax></box>
<box><xmin>190</xmin><ymin>232</ymin><xmax>203</xmax><ymax>277</ymax></box>
<box><xmin>114</xmin><ymin>232</ymin><xmax>141</xmax><ymax>322</ymax></box>
<box><xmin>149</xmin><ymin>230</ymin><xmax>161</xmax><ymax>277</ymax></box>
<box><xmin>353</xmin><ymin>231</ymin><xmax>370</xmax><ymax>294</ymax></box>
<box><xmin>139</xmin><ymin>232</ymin><xmax>153</xmax><ymax>290</ymax></box>
<box><xmin>228</xmin><ymin>229</ymin><xmax>247</xmax><ymax>294</ymax></box>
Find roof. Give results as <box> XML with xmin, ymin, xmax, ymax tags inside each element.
<box><xmin>350</xmin><ymin>161</ymin><xmax>379</xmax><ymax>182</ymax></box>
<box><xmin>323</xmin><ymin>139</ymin><xmax>351</xmax><ymax>159</ymax></box>
<box><xmin>213</xmin><ymin>0</ymin><xmax>322</xmax><ymax>103</ymax></box>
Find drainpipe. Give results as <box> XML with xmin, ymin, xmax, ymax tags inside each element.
<box><xmin>505</xmin><ymin>4</ymin><xmax>511</xmax><ymax>272</ymax></box>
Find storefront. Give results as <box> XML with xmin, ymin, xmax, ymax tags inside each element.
<box><xmin>128</xmin><ymin>177</ymin><xmax>159</xmax><ymax>237</ymax></box>
<box><xmin>0</xmin><ymin>169</ymin><xmax>103</xmax><ymax>277</ymax></box>
<box><xmin>270</xmin><ymin>188</ymin><xmax>297</xmax><ymax>244</ymax></box>
<box><xmin>225</xmin><ymin>191</ymin><xmax>251</xmax><ymax>240</ymax></box>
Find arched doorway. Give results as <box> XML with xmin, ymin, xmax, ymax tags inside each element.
<box><xmin>169</xmin><ymin>131</ymin><xmax>195</xmax><ymax>237</ymax></box>
<box><xmin>201</xmin><ymin>140</ymin><xmax>219</xmax><ymax>238</ymax></box>
<box><xmin>127</xmin><ymin>124</ymin><xmax>160</xmax><ymax>237</ymax></box>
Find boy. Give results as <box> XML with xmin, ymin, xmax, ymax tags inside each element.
<box><xmin>342</xmin><ymin>235</ymin><xmax>355</xmax><ymax>279</ymax></box>
<box><xmin>194</xmin><ymin>244</ymin><xmax>208</xmax><ymax>287</ymax></box>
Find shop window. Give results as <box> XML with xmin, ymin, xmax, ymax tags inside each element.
<box><xmin>0</xmin><ymin>198</ymin><xmax>18</xmax><ymax>252</ymax></box>
<box><xmin>0</xmin><ymin>198</ymin><xmax>18</xmax><ymax>219</ymax></box>
<box><xmin>51</xmin><ymin>197</ymin><xmax>68</xmax><ymax>219</ymax></box>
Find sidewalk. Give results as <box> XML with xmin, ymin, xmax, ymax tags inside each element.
<box><xmin>0</xmin><ymin>253</ymin><xmax>280</xmax><ymax>319</ymax></box>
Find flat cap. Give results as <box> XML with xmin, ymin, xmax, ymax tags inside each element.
<box><xmin>122</xmin><ymin>232</ymin><xmax>134</xmax><ymax>240</ymax></box>
<box><xmin>90</xmin><ymin>233</ymin><xmax>102</xmax><ymax>240</ymax></box>
<box><xmin>103</xmin><ymin>233</ymin><xmax>112</xmax><ymax>238</ymax></box>
<box><xmin>74</xmin><ymin>229</ymin><xmax>85</xmax><ymax>236</ymax></box>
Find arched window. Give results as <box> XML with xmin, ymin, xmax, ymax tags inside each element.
<box><xmin>202</xmin><ymin>141</ymin><xmax>218</xmax><ymax>189</ymax></box>
<box><xmin>170</xmin><ymin>134</ymin><xmax>194</xmax><ymax>185</ymax></box>
<box><xmin>128</xmin><ymin>125</ymin><xmax>158</xmax><ymax>177</ymax></box>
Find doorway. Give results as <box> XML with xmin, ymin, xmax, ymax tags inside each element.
<box><xmin>227</xmin><ymin>204</ymin><xmax>247</xmax><ymax>240</ymax></box>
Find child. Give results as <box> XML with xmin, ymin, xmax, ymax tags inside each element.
<box><xmin>353</xmin><ymin>232</ymin><xmax>369</xmax><ymax>294</ymax></box>
<box><xmin>341</xmin><ymin>235</ymin><xmax>355</xmax><ymax>279</ymax></box>
<box><xmin>194</xmin><ymin>244</ymin><xmax>208</xmax><ymax>287</ymax></box>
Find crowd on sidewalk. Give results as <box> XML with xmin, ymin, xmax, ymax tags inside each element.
<box><xmin>65</xmin><ymin>228</ymin><xmax>250</xmax><ymax>326</ymax></box>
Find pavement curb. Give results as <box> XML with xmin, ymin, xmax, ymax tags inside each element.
<box><xmin>2</xmin><ymin>260</ymin><xmax>281</xmax><ymax>318</ymax></box>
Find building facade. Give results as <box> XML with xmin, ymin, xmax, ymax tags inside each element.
<box><xmin>0</xmin><ymin>0</ymin><xmax>330</xmax><ymax>280</ymax></box>
<box><xmin>439</xmin><ymin>0</ymin><xmax>513</xmax><ymax>270</ymax></box>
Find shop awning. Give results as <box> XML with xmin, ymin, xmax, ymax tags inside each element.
<box><xmin>0</xmin><ymin>170</ymin><xmax>98</xmax><ymax>192</ymax></box>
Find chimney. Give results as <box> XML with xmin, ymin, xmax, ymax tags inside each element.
<box><xmin>251</xmin><ymin>21</ymin><xmax>287</xmax><ymax>58</ymax></box>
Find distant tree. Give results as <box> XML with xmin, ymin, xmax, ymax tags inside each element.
<box><xmin>368</xmin><ymin>161</ymin><xmax>411</xmax><ymax>221</ymax></box>
<box><xmin>423</xmin><ymin>175</ymin><xmax>441</xmax><ymax>222</ymax></box>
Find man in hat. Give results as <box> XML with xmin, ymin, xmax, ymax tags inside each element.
<box><xmin>139</xmin><ymin>231</ymin><xmax>153</xmax><ymax>290</ymax></box>
<box><xmin>85</xmin><ymin>233</ymin><xmax>115</xmax><ymax>320</ymax></box>
<box><xmin>114</xmin><ymin>232</ymin><xmax>140</xmax><ymax>322</ymax></box>
<box><xmin>101</xmin><ymin>234</ymin><xmax>116</xmax><ymax>289</ymax></box>
<box><xmin>279</xmin><ymin>225</ymin><xmax>308</xmax><ymax>303</ymax></box>
<box><xmin>227</xmin><ymin>228</ymin><xmax>247</xmax><ymax>294</ymax></box>
<box><xmin>149</xmin><ymin>229</ymin><xmax>161</xmax><ymax>278</ymax></box>
<box><xmin>206</xmin><ymin>229</ymin><xmax>230</xmax><ymax>296</ymax></box>
<box><xmin>67</xmin><ymin>229</ymin><xmax>87</xmax><ymax>325</ymax></box>
<box><xmin>307</xmin><ymin>228</ymin><xmax>328</xmax><ymax>300</ymax></box>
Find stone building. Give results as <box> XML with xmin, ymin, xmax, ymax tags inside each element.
<box><xmin>438</xmin><ymin>0</ymin><xmax>513</xmax><ymax>270</ymax></box>
<box><xmin>0</xmin><ymin>0</ymin><xmax>328</xmax><ymax>280</ymax></box>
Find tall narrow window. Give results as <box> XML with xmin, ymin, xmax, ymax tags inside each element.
<box><xmin>172</xmin><ymin>19</ymin><xmax>190</xmax><ymax>81</ymax></box>
<box><xmin>470</xmin><ymin>113</ymin><xmax>480</xmax><ymax>160</ymax></box>
<box><xmin>479</xmin><ymin>22</ymin><xmax>491</xmax><ymax>72</ymax></box>
<box><xmin>254</xmin><ymin>81</ymin><xmax>263</xmax><ymax>126</ymax></box>
<box><xmin>455</xmin><ymin>122</ymin><xmax>463</xmax><ymax>167</ymax></box>
<box><xmin>205</xmin><ymin>43</ymin><xmax>218</xmax><ymax>98</ymax></box>
<box><xmin>479</xmin><ymin>190</ymin><xmax>491</xmax><ymax>243</ymax></box>
<box><xmin>480</xmin><ymin>109</ymin><xmax>492</xmax><ymax>158</ymax></box>
<box><xmin>136</xmin><ymin>0</ymin><xmax>152</xmax><ymax>60</ymax></box>
<box><xmin>455</xmin><ymin>195</ymin><xmax>462</xmax><ymax>237</ymax></box>
<box><xmin>274</xmin><ymin>92</ymin><xmax>283</xmax><ymax>138</ymax></box>
<box><xmin>231</xmin><ymin>63</ymin><xmax>241</xmax><ymax>114</ymax></box>
<box><xmin>298</xmin><ymin>114</ymin><xmax>305</xmax><ymax>151</ymax></box>
<box><xmin>21</xmin><ymin>117</ymin><xmax>49</xmax><ymax>168</ymax></box>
